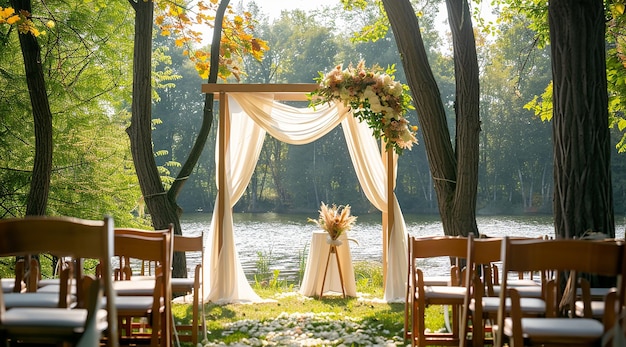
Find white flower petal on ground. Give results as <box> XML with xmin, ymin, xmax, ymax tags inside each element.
<box><xmin>202</xmin><ymin>310</ymin><xmax>406</xmax><ymax>347</ymax></box>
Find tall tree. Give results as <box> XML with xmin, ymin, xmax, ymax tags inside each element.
<box><xmin>127</xmin><ymin>0</ymin><xmax>188</xmax><ymax>276</ymax></box>
<box><xmin>127</xmin><ymin>0</ymin><xmax>267</xmax><ymax>277</ymax></box>
<box><xmin>379</xmin><ymin>0</ymin><xmax>481</xmax><ymax>236</ymax></box>
<box><xmin>1</xmin><ymin>0</ymin><xmax>139</xmax><ymax>222</ymax></box>
<box><xmin>549</xmin><ymin>0</ymin><xmax>614</xmax><ymax>238</ymax></box>
<box><xmin>9</xmin><ymin>0</ymin><xmax>52</xmax><ymax>217</ymax></box>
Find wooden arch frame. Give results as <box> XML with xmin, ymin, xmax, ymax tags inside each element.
<box><xmin>201</xmin><ymin>83</ymin><xmax>396</xmax><ymax>283</ymax></box>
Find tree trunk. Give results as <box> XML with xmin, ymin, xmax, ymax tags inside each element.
<box><xmin>549</xmin><ymin>0</ymin><xmax>615</xmax><ymax>238</ymax></box>
<box><xmin>127</xmin><ymin>0</ymin><xmax>230</xmax><ymax>279</ymax></box>
<box><xmin>11</xmin><ymin>0</ymin><xmax>52</xmax><ymax>217</ymax></box>
<box><xmin>127</xmin><ymin>0</ymin><xmax>187</xmax><ymax>277</ymax></box>
<box><xmin>445</xmin><ymin>0</ymin><xmax>481</xmax><ymax>235</ymax></box>
<box><xmin>381</xmin><ymin>0</ymin><xmax>479</xmax><ymax>236</ymax></box>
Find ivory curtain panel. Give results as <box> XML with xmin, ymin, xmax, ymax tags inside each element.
<box><xmin>204</xmin><ymin>92</ymin><xmax>408</xmax><ymax>303</ymax></box>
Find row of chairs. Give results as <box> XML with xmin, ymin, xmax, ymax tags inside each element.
<box><xmin>0</xmin><ymin>216</ymin><xmax>205</xmax><ymax>347</ymax></box>
<box><xmin>405</xmin><ymin>234</ymin><xmax>626</xmax><ymax>347</ymax></box>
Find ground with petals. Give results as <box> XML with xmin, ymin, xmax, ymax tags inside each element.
<box><xmin>172</xmin><ymin>292</ymin><xmax>427</xmax><ymax>347</ymax></box>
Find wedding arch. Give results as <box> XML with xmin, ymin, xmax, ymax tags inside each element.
<box><xmin>201</xmin><ymin>83</ymin><xmax>409</xmax><ymax>303</ymax></box>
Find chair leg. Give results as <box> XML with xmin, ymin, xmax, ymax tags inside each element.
<box><xmin>192</xmin><ymin>292</ymin><xmax>199</xmax><ymax>345</ymax></box>
<box><xmin>417</xmin><ymin>305</ymin><xmax>426</xmax><ymax>347</ymax></box>
<box><xmin>472</xmin><ymin>316</ymin><xmax>485</xmax><ymax>347</ymax></box>
<box><xmin>452</xmin><ymin>305</ymin><xmax>459</xmax><ymax>338</ymax></box>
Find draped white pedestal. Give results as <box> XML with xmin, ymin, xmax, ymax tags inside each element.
<box><xmin>299</xmin><ymin>231</ymin><xmax>356</xmax><ymax>297</ymax></box>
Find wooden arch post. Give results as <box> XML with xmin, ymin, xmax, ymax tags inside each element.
<box><xmin>382</xmin><ymin>147</ymin><xmax>394</xmax><ymax>285</ymax></box>
<box><xmin>216</xmin><ymin>91</ymin><xmax>228</xmax><ymax>253</ymax></box>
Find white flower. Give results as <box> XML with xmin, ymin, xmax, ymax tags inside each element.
<box><xmin>387</xmin><ymin>82</ymin><xmax>403</xmax><ymax>97</ymax></box>
<box><xmin>363</xmin><ymin>87</ymin><xmax>378</xmax><ymax>102</ymax></box>
<box><xmin>369</xmin><ymin>98</ymin><xmax>383</xmax><ymax>113</ymax></box>
<box><xmin>310</xmin><ymin>60</ymin><xmax>417</xmax><ymax>155</ymax></box>
<box><xmin>381</xmin><ymin>74</ymin><xmax>393</xmax><ymax>87</ymax></box>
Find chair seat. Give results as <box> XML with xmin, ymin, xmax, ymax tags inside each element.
<box><xmin>492</xmin><ymin>285</ymin><xmax>543</xmax><ymax>298</ymax></box>
<box><xmin>575</xmin><ymin>287</ymin><xmax>612</xmax><ymax>300</ymax></box>
<box><xmin>3</xmin><ymin>292</ymin><xmax>74</xmax><ymax>309</ymax></box>
<box><xmin>507</xmin><ymin>279</ymin><xmax>541</xmax><ymax>287</ymax></box>
<box><xmin>421</xmin><ymin>285</ymin><xmax>467</xmax><ymax>301</ymax></box>
<box><xmin>113</xmin><ymin>277</ymin><xmax>194</xmax><ymax>294</ymax></box>
<box><xmin>470</xmin><ymin>297</ymin><xmax>545</xmax><ymax>314</ymax></box>
<box><xmin>1</xmin><ymin>278</ymin><xmax>16</xmax><ymax>293</ymax></box>
<box><xmin>171</xmin><ymin>277</ymin><xmax>195</xmax><ymax>292</ymax></box>
<box><xmin>503</xmin><ymin>317</ymin><xmax>604</xmax><ymax>344</ymax></box>
<box><xmin>575</xmin><ymin>300</ymin><xmax>604</xmax><ymax>318</ymax></box>
<box><xmin>113</xmin><ymin>279</ymin><xmax>156</xmax><ymax>296</ymax></box>
<box><xmin>1</xmin><ymin>307</ymin><xmax>107</xmax><ymax>333</ymax></box>
<box><xmin>422</xmin><ymin>276</ymin><xmax>451</xmax><ymax>286</ymax></box>
<box><xmin>109</xmin><ymin>295</ymin><xmax>157</xmax><ymax>312</ymax></box>
<box><xmin>38</xmin><ymin>278</ymin><xmax>77</xmax><ymax>288</ymax></box>
<box><xmin>38</xmin><ymin>283</ymin><xmax>78</xmax><ymax>294</ymax></box>
<box><xmin>575</xmin><ymin>299</ymin><xmax>620</xmax><ymax>319</ymax></box>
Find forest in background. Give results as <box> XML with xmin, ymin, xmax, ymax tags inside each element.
<box><xmin>1</xmin><ymin>1</ymin><xmax>625</xmax><ymax>222</ymax></box>
<box><xmin>150</xmin><ymin>3</ymin><xmax>626</xmax><ymax>216</ymax></box>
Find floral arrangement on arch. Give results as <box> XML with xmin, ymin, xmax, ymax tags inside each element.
<box><xmin>308</xmin><ymin>202</ymin><xmax>357</xmax><ymax>246</ymax></box>
<box><xmin>309</xmin><ymin>60</ymin><xmax>418</xmax><ymax>155</ymax></box>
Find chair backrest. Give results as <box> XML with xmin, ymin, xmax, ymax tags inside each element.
<box><xmin>469</xmin><ymin>236</ymin><xmax>502</xmax><ymax>265</ymax></box>
<box><xmin>0</xmin><ymin>216</ymin><xmax>118</xmax><ymax>347</ymax></box>
<box><xmin>464</xmin><ymin>235</ymin><xmax>502</xmax><ymax>293</ymax></box>
<box><xmin>113</xmin><ymin>227</ymin><xmax>172</xmax><ymax>282</ymax></box>
<box><xmin>501</xmin><ymin>237</ymin><xmax>624</xmax><ymax>277</ymax></box>
<box><xmin>173</xmin><ymin>234</ymin><xmax>203</xmax><ymax>253</ymax></box>
<box><xmin>410</xmin><ymin>235</ymin><xmax>469</xmax><ymax>285</ymax></box>
<box><xmin>496</xmin><ymin>237</ymin><xmax>626</xmax><ymax>342</ymax></box>
<box><xmin>410</xmin><ymin>235</ymin><xmax>469</xmax><ymax>260</ymax></box>
<box><xmin>113</xmin><ymin>226</ymin><xmax>173</xmax><ymax>345</ymax></box>
<box><xmin>113</xmin><ymin>227</ymin><xmax>173</xmax><ymax>278</ymax></box>
<box><xmin>467</xmin><ymin>236</ymin><xmax>541</xmax><ymax>295</ymax></box>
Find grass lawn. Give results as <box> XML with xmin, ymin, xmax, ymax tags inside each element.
<box><xmin>171</xmin><ymin>262</ymin><xmax>447</xmax><ymax>346</ymax></box>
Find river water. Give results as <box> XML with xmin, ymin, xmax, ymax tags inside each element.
<box><xmin>180</xmin><ymin>213</ymin><xmax>626</xmax><ymax>281</ymax></box>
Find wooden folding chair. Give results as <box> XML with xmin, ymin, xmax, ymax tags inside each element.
<box><xmin>406</xmin><ymin>235</ymin><xmax>468</xmax><ymax>346</ymax></box>
<box><xmin>113</xmin><ymin>230</ymin><xmax>204</xmax><ymax>345</ymax></box>
<box><xmin>460</xmin><ymin>235</ymin><xmax>546</xmax><ymax>347</ymax></box>
<box><xmin>495</xmin><ymin>237</ymin><xmax>625</xmax><ymax>347</ymax></box>
<box><xmin>113</xmin><ymin>227</ymin><xmax>173</xmax><ymax>347</ymax></box>
<box><xmin>575</xmin><ymin>277</ymin><xmax>616</xmax><ymax>320</ymax></box>
<box><xmin>171</xmin><ymin>234</ymin><xmax>204</xmax><ymax>345</ymax></box>
<box><xmin>0</xmin><ymin>216</ymin><xmax>118</xmax><ymax>347</ymax></box>
<box><xmin>569</xmin><ymin>240</ymin><xmax>621</xmax><ymax>321</ymax></box>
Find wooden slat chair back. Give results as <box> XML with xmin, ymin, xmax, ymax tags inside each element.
<box><xmin>172</xmin><ymin>234</ymin><xmax>204</xmax><ymax>345</ymax></box>
<box><xmin>404</xmin><ymin>234</ymin><xmax>467</xmax><ymax>340</ymax></box>
<box><xmin>406</xmin><ymin>235</ymin><xmax>469</xmax><ymax>347</ymax></box>
<box><xmin>0</xmin><ymin>216</ymin><xmax>117</xmax><ymax>347</ymax></box>
<box><xmin>460</xmin><ymin>235</ymin><xmax>501</xmax><ymax>347</ymax></box>
<box><xmin>1</xmin><ymin>259</ymin><xmax>26</xmax><ymax>293</ymax></box>
<box><xmin>113</xmin><ymin>230</ymin><xmax>204</xmax><ymax>345</ymax></box>
<box><xmin>495</xmin><ymin>237</ymin><xmax>625</xmax><ymax>347</ymax></box>
<box><xmin>460</xmin><ymin>236</ymin><xmax>546</xmax><ymax>347</ymax></box>
<box><xmin>569</xmin><ymin>239</ymin><xmax>624</xmax><ymax>321</ymax></box>
<box><xmin>486</xmin><ymin>236</ymin><xmax>550</xmax><ymax>299</ymax></box>
<box><xmin>113</xmin><ymin>227</ymin><xmax>173</xmax><ymax>347</ymax></box>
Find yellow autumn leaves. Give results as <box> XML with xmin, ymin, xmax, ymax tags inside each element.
<box><xmin>155</xmin><ymin>1</ymin><xmax>268</xmax><ymax>80</ymax></box>
<box><xmin>2</xmin><ymin>1</ymin><xmax>267</xmax><ymax>82</ymax></box>
<box><xmin>0</xmin><ymin>7</ymin><xmax>20</xmax><ymax>25</ymax></box>
<box><xmin>0</xmin><ymin>7</ymin><xmax>45</xmax><ymax>37</ymax></box>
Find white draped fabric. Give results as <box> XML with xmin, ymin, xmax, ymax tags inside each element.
<box><xmin>203</xmin><ymin>93</ymin><xmax>408</xmax><ymax>303</ymax></box>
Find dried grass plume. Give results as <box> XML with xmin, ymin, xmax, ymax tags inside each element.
<box><xmin>308</xmin><ymin>202</ymin><xmax>357</xmax><ymax>240</ymax></box>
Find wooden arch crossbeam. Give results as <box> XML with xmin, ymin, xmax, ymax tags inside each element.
<box><xmin>201</xmin><ymin>83</ymin><xmax>396</xmax><ymax>284</ymax></box>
